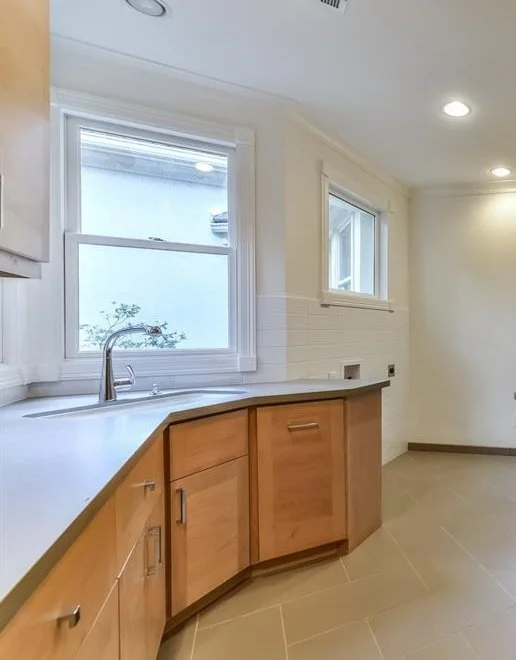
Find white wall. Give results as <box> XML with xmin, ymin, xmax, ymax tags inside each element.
<box><xmin>411</xmin><ymin>189</ymin><xmax>516</xmax><ymax>448</ymax></box>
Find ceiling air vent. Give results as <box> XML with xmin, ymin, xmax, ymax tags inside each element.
<box><xmin>320</xmin><ymin>0</ymin><xmax>348</xmax><ymax>11</ymax></box>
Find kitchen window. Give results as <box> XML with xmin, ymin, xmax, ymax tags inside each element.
<box><xmin>60</xmin><ymin>98</ymin><xmax>256</xmax><ymax>375</ymax></box>
<box><xmin>321</xmin><ymin>172</ymin><xmax>390</xmax><ymax>311</ymax></box>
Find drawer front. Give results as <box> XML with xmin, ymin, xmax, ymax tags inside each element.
<box><xmin>74</xmin><ymin>581</ymin><xmax>119</xmax><ymax>660</ymax></box>
<box><xmin>169</xmin><ymin>410</ymin><xmax>248</xmax><ymax>480</ymax></box>
<box><xmin>0</xmin><ymin>499</ymin><xmax>117</xmax><ymax>660</ymax></box>
<box><xmin>115</xmin><ymin>435</ymin><xmax>164</xmax><ymax>571</ymax></box>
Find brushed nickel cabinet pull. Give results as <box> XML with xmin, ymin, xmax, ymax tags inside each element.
<box><xmin>58</xmin><ymin>605</ymin><xmax>81</xmax><ymax>629</ymax></box>
<box><xmin>145</xmin><ymin>525</ymin><xmax>162</xmax><ymax>577</ymax></box>
<box><xmin>133</xmin><ymin>480</ymin><xmax>156</xmax><ymax>492</ymax></box>
<box><xmin>287</xmin><ymin>422</ymin><xmax>320</xmax><ymax>431</ymax></box>
<box><xmin>177</xmin><ymin>488</ymin><xmax>187</xmax><ymax>524</ymax></box>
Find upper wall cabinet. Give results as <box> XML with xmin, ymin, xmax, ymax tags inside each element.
<box><xmin>0</xmin><ymin>0</ymin><xmax>50</xmax><ymax>278</ymax></box>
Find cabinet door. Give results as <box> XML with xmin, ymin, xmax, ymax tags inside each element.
<box><xmin>171</xmin><ymin>457</ymin><xmax>249</xmax><ymax>615</ymax></box>
<box><xmin>256</xmin><ymin>400</ymin><xmax>346</xmax><ymax>561</ymax></box>
<box><xmin>74</xmin><ymin>583</ymin><xmax>119</xmax><ymax>660</ymax></box>
<box><xmin>0</xmin><ymin>0</ymin><xmax>49</xmax><ymax>263</ymax></box>
<box><xmin>119</xmin><ymin>535</ymin><xmax>146</xmax><ymax>660</ymax></box>
<box><xmin>145</xmin><ymin>494</ymin><xmax>166</xmax><ymax>660</ymax></box>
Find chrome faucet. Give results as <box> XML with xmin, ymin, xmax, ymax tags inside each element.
<box><xmin>99</xmin><ymin>325</ymin><xmax>163</xmax><ymax>403</ymax></box>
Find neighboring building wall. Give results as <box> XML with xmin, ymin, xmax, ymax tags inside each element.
<box><xmin>410</xmin><ymin>190</ymin><xmax>516</xmax><ymax>448</ymax></box>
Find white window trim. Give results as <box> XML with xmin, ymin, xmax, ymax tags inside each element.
<box><xmin>50</xmin><ymin>89</ymin><xmax>256</xmax><ymax>380</ymax></box>
<box><xmin>321</xmin><ymin>167</ymin><xmax>392</xmax><ymax>312</ymax></box>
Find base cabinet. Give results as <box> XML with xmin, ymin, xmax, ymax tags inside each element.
<box><xmin>256</xmin><ymin>400</ymin><xmax>347</xmax><ymax>561</ymax></box>
<box><xmin>74</xmin><ymin>584</ymin><xmax>119</xmax><ymax>660</ymax></box>
<box><xmin>171</xmin><ymin>457</ymin><xmax>250</xmax><ymax>615</ymax></box>
<box><xmin>120</xmin><ymin>494</ymin><xmax>166</xmax><ymax>660</ymax></box>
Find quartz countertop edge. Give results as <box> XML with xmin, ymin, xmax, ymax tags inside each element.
<box><xmin>0</xmin><ymin>379</ymin><xmax>389</xmax><ymax>633</ymax></box>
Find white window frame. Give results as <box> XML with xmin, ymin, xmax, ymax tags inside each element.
<box><xmin>54</xmin><ymin>90</ymin><xmax>256</xmax><ymax>379</ymax></box>
<box><xmin>321</xmin><ymin>168</ymin><xmax>392</xmax><ymax>312</ymax></box>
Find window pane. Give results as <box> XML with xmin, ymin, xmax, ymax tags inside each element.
<box><xmin>329</xmin><ymin>194</ymin><xmax>375</xmax><ymax>295</ymax></box>
<box><xmin>78</xmin><ymin>244</ymin><xmax>229</xmax><ymax>351</ymax></box>
<box><xmin>80</xmin><ymin>130</ymin><xmax>229</xmax><ymax>246</ymax></box>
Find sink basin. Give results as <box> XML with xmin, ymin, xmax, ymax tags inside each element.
<box><xmin>25</xmin><ymin>389</ymin><xmax>248</xmax><ymax>419</ymax></box>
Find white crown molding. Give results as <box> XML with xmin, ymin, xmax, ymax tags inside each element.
<box><xmin>414</xmin><ymin>180</ymin><xmax>516</xmax><ymax>198</ymax></box>
<box><xmin>289</xmin><ymin>110</ymin><xmax>409</xmax><ymax>199</ymax></box>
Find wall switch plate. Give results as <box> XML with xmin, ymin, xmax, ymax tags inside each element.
<box><xmin>388</xmin><ymin>364</ymin><xmax>396</xmax><ymax>377</ymax></box>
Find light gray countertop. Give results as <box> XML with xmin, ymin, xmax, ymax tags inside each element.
<box><xmin>0</xmin><ymin>378</ymin><xmax>388</xmax><ymax>633</ymax></box>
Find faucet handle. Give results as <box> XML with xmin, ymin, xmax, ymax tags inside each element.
<box><xmin>114</xmin><ymin>364</ymin><xmax>136</xmax><ymax>390</ymax></box>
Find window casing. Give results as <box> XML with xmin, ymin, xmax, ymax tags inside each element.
<box><xmin>321</xmin><ymin>171</ymin><xmax>391</xmax><ymax>311</ymax></box>
<box><xmin>57</xmin><ymin>93</ymin><xmax>256</xmax><ymax>376</ymax></box>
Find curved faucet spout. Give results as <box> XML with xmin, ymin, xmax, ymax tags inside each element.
<box><xmin>99</xmin><ymin>325</ymin><xmax>164</xmax><ymax>403</ymax></box>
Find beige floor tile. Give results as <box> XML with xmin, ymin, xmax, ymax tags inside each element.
<box><xmin>288</xmin><ymin>621</ymin><xmax>382</xmax><ymax>660</ymax></box>
<box><xmin>193</xmin><ymin>608</ymin><xmax>286</xmax><ymax>660</ymax></box>
<box><xmin>463</xmin><ymin>606</ymin><xmax>516</xmax><ymax>659</ymax></box>
<box><xmin>199</xmin><ymin>558</ymin><xmax>348</xmax><ymax>628</ymax></box>
<box><xmin>282</xmin><ymin>566</ymin><xmax>426</xmax><ymax>645</ymax></box>
<box><xmin>158</xmin><ymin>620</ymin><xmax>196</xmax><ymax>660</ymax></box>
<box><xmin>400</xmin><ymin>634</ymin><xmax>478</xmax><ymax>660</ymax></box>
<box><xmin>370</xmin><ymin>576</ymin><xmax>513</xmax><ymax>659</ymax></box>
<box><xmin>342</xmin><ymin>528</ymin><xmax>409</xmax><ymax>580</ymax></box>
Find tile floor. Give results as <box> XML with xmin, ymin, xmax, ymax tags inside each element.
<box><xmin>158</xmin><ymin>450</ymin><xmax>516</xmax><ymax>660</ymax></box>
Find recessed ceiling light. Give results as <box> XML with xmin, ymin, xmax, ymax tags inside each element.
<box><xmin>443</xmin><ymin>101</ymin><xmax>471</xmax><ymax>118</ymax></box>
<box><xmin>195</xmin><ymin>162</ymin><xmax>214</xmax><ymax>173</ymax></box>
<box><xmin>125</xmin><ymin>0</ymin><xmax>167</xmax><ymax>17</ymax></box>
<box><xmin>491</xmin><ymin>166</ymin><xmax>512</xmax><ymax>178</ymax></box>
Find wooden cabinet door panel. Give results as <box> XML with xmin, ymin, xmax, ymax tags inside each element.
<box><xmin>0</xmin><ymin>0</ymin><xmax>49</xmax><ymax>262</ymax></box>
<box><xmin>145</xmin><ymin>494</ymin><xmax>166</xmax><ymax>660</ymax></box>
<box><xmin>119</xmin><ymin>535</ymin><xmax>147</xmax><ymax>660</ymax></box>
<box><xmin>256</xmin><ymin>400</ymin><xmax>346</xmax><ymax>561</ymax></box>
<box><xmin>74</xmin><ymin>583</ymin><xmax>119</xmax><ymax>660</ymax></box>
<box><xmin>171</xmin><ymin>457</ymin><xmax>249</xmax><ymax>615</ymax></box>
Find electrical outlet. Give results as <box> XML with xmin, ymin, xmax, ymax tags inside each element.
<box><xmin>388</xmin><ymin>364</ymin><xmax>396</xmax><ymax>378</ymax></box>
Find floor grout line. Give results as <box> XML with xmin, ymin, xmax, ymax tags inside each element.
<box><xmin>286</xmin><ymin>618</ymin><xmax>367</xmax><ymax>648</ymax></box>
<box><xmin>189</xmin><ymin>614</ymin><xmax>199</xmax><ymax>660</ymax></box>
<box><xmin>340</xmin><ymin>556</ymin><xmax>351</xmax><ymax>581</ymax></box>
<box><xmin>383</xmin><ymin>526</ymin><xmax>431</xmax><ymax>592</ymax></box>
<box><xmin>440</xmin><ymin>525</ymin><xmax>516</xmax><ymax>604</ymax></box>
<box><xmin>365</xmin><ymin>618</ymin><xmax>386</xmax><ymax>659</ymax></box>
<box><xmin>458</xmin><ymin>631</ymin><xmax>483</xmax><ymax>660</ymax></box>
<box><xmin>279</xmin><ymin>605</ymin><xmax>289</xmax><ymax>660</ymax></box>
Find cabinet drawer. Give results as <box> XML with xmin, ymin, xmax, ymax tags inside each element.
<box><xmin>74</xmin><ymin>581</ymin><xmax>119</xmax><ymax>660</ymax></box>
<box><xmin>115</xmin><ymin>435</ymin><xmax>164</xmax><ymax>571</ymax></box>
<box><xmin>0</xmin><ymin>499</ymin><xmax>117</xmax><ymax>660</ymax></box>
<box><xmin>169</xmin><ymin>410</ymin><xmax>248</xmax><ymax>480</ymax></box>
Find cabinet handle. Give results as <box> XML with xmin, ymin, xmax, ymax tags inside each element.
<box><xmin>287</xmin><ymin>422</ymin><xmax>320</xmax><ymax>432</ymax></box>
<box><xmin>133</xmin><ymin>480</ymin><xmax>156</xmax><ymax>492</ymax></box>
<box><xmin>57</xmin><ymin>605</ymin><xmax>81</xmax><ymax>629</ymax></box>
<box><xmin>145</xmin><ymin>525</ymin><xmax>162</xmax><ymax>577</ymax></box>
<box><xmin>177</xmin><ymin>488</ymin><xmax>187</xmax><ymax>524</ymax></box>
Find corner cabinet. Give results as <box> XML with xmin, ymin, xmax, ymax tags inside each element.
<box><xmin>0</xmin><ymin>0</ymin><xmax>50</xmax><ymax>277</ymax></box>
<box><xmin>255</xmin><ymin>400</ymin><xmax>347</xmax><ymax>561</ymax></box>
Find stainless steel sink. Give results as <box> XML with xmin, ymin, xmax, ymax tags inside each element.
<box><xmin>24</xmin><ymin>389</ymin><xmax>248</xmax><ymax>419</ymax></box>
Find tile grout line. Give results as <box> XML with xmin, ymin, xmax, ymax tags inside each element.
<box><xmin>383</xmin><ymin>526</ymin><xmax>431</xmax><ymax>592</ymax></box>
<box><xmin>458</xmin><ymin>631</ymin><xmax>483</xmax><ymax>660</ymax></box>
<box><xmin>286</xmin><ymin>618</ymin><xmax>368</xmax><ymax>648</ymax></box>
<box><xmin>189</xmin><ymin>614</ymin><xmax>199</xmax><ymax>660</ymax></box>
<box><xmin>440</xmin><ymin>525</ymin><xmax>516</xmax><ymax>604</ymax></box>
<box><xmin>365</xmin><ymin>618</ymin><xmax>386</xmax><ymax>660</ymax></box>
<box><xmin>279</xmin><ymin>605</ymin><xmax>290</xmax><ymax>660</ymax></box>
<box><xmin>340</xmin><ymin>556</ymin><xmax>351</xmax><ymax>581</ymax></box>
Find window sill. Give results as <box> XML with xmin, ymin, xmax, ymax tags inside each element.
<box><xmin>321</xmin><ymin>290</ymin><xmax>393</xmax><ymax>312</ymax></box>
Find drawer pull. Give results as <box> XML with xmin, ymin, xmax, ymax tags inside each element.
<box><xmin>145</xmin><ymin>525</ymin><xmax>162</xmax><ymax>577</ymax></box>
<box><xmin>133</xmin><ymin>480</ymin><xmax>157</xmax><ymax>492</ymax></box>
<box><xmin>177</xmin><ymin>488</ymin><xmax>188</xmax><ymax>524</ymax></box>
<box><xmin>58</xmin><ymin>605</ymin><xmax>81</xmax><ymax>629</ymax></box>
<box><xmin>287</xmin><ymin>422</ymin><xmax>320</xmax><ymax>432</ymax></box>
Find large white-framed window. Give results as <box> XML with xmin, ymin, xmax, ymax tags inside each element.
<box><xmin>56</xmin><ymin>91</ymin><xmax>256</xmax><ymax>377</ymax></box>
<box><xmin>321</xmin><ymin>169</ymin><xmax>391</xmax><ymax>311</ymax></box>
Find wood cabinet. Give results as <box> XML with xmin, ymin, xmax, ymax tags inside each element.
<box><xmin>0</xmin><ymin>0</ymin><xmax>50</xmax><ymax>277</ymax></box>
<box><xmin>256</xmin><ymin>400</ymin><xmax>347</xmax><ymax>561</ymax></box>
<box><xmin>171</xmin><ymin>457</ymin><xmax>250</xmax><ymax>615</ymax></box>
<box><xmin>74</xmin><ymin>583</ymin><xmax>119</xmax><ymax>660</ymax></box>
<box><xmin>120</xmin><ymin>494</ymin><xmax>166</xmax><ymax>660</ymax></box>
